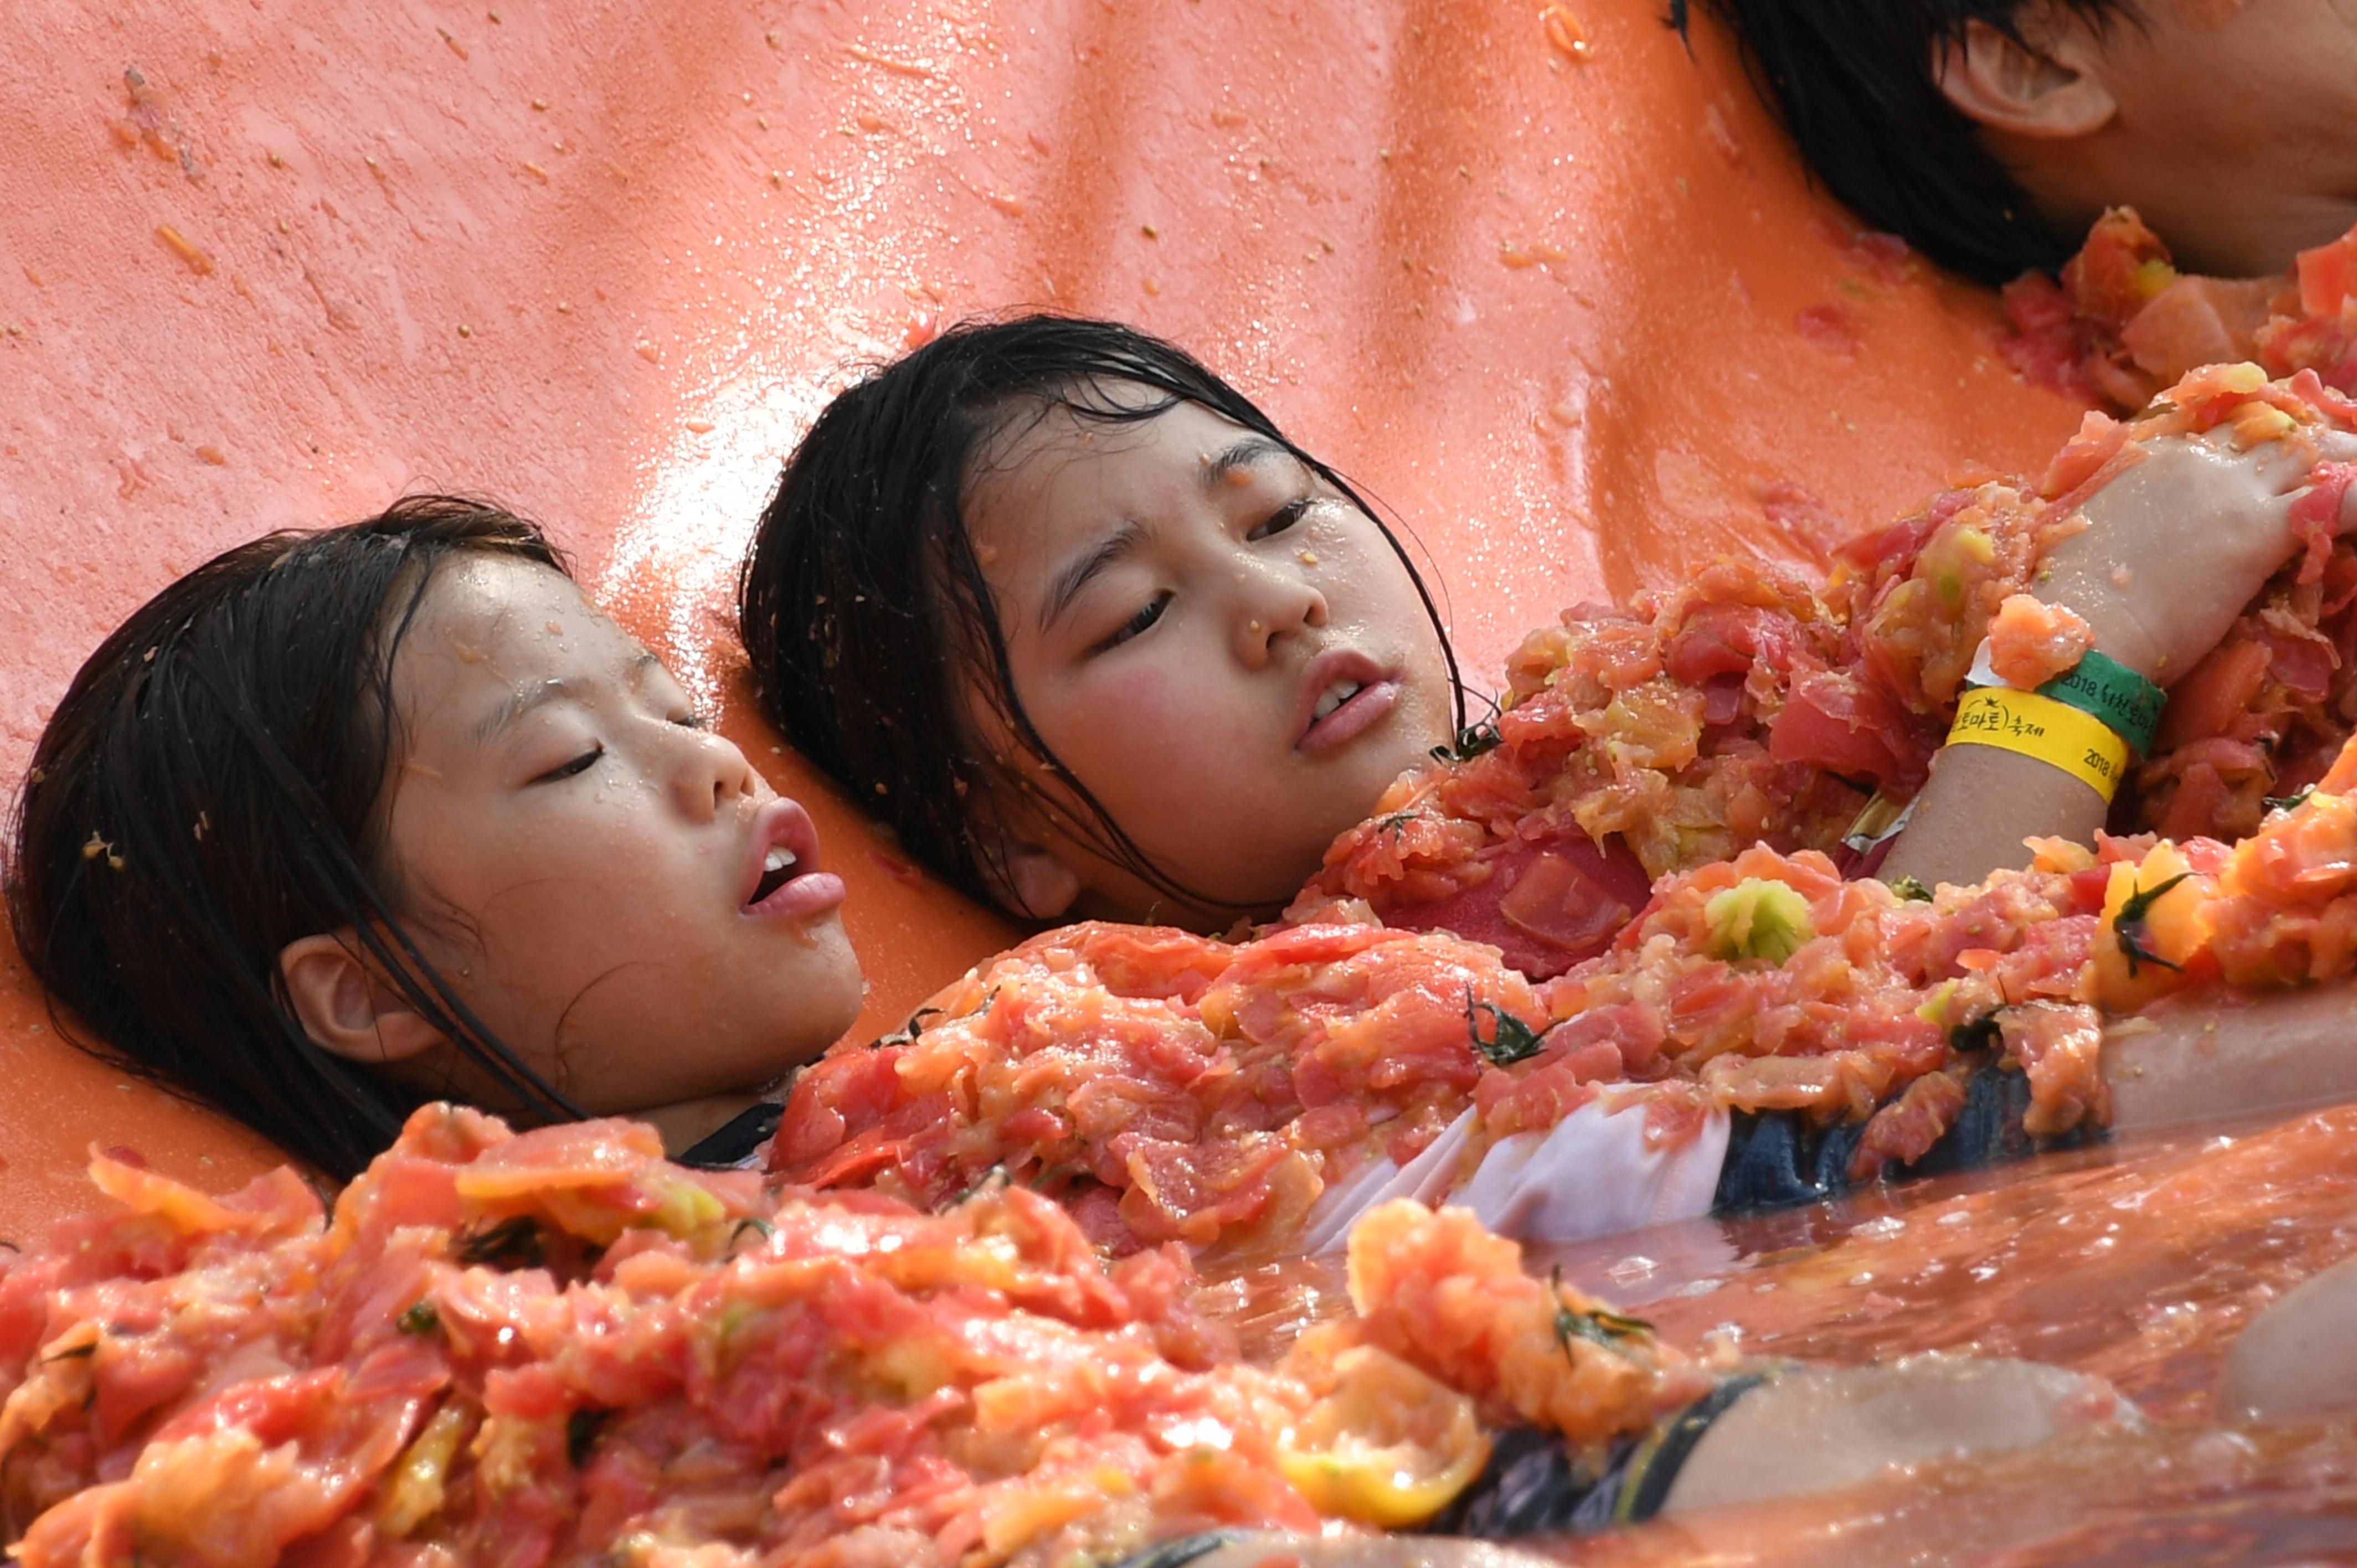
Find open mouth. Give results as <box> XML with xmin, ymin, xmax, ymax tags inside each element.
<box><xmin>748</xmin><ymin>843</ymin><xmax>801</xmax><ymax>908</ymax></box>
<box><xmin>742</xmin><ymin>799</ymin><xmax>848</xmax><ymax>921</ymax></box>
<box><xmin>1310</xmin><ymin>677</ymin><xmax>1366</xmax><ymax>724</ymax></box>
<box><xmin>1297</xmin><ymin>649</ymin><xmax>1402</xmax><ymax>754</ymax></box>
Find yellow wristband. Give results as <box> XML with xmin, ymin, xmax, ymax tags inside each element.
<box><xmin>1946</xmin><ymin>687</ymin><xmax>2128</xmax><ymax>802</ymax></box>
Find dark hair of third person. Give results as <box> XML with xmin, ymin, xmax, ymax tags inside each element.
<box><xmin>1674</xmin><ymin>0</ymin><xmax>2142</xmax><ymax>285</ymax></box>
<box><xmin>739</xmin><ymin>314</ymin><xmax>1466</xmax><ymax>917</ymax></box>
<box><xmin>6</xmin><ymin>498</ymin><xmax>588</xmax><ymax>1179</ymax></box>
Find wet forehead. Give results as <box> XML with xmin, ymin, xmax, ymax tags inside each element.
<box><xmin>965</xmin><ymin>399</ymin><xmax>1256</xmax><ymax>589</ymax></box>
<box><xmin>392</xmin><ymin>556</ymin><xmax>640</xmax><ymax>738</ymax></box>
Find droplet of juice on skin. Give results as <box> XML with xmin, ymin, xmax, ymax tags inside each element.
<box><xmin>1298</xmin><ymin>550</ymin><xmax>1319</xmax><ymax>566</ymax></box>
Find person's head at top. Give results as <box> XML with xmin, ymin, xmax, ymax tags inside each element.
<box><xmin>1689</xmin><ymin>0</ymin><xmax>2357</xmax><ymax>282</ymax></box>
<box><xmin>739</xmin><ymin>314</ymin><xmax>1464</xmax><ymax>935</ymax></box>
<box><xmin>6</xmin><ymin>497</ymin><xmax>864</xmax><ymax>1180</ymax></box>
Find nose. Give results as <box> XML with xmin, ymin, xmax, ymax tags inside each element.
<box><xmin>669</xmin><ymin>722</ymin><xmax>761</xmax><ymax>822</ymax></box>
<box><xmin>1229</xmin><ymin>555</ymin><xmax>1329</xmax><ymax>669</ymax></box>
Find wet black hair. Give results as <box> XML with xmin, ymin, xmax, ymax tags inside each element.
<box><xmin>6</xmin><ymin>496</ymin><xmax>588</xmax><ymax>1179</ymax></box>
<box><xmin>739</xmin><ymin>313</ymin><xmax>1466</xmax><ymax>917</ymax></box>
<box><xmin>1673</xmin><ymin>0</ymin><xmax>2142</xmax><ymax>285</ymax></box>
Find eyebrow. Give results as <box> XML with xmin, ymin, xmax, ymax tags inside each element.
<box><xmin>472</xmin><ymin>679</ymin><xmax>567</xmax><ymax>747</ymax></box>
<box><xmin>471</xmin><ymin>652</ymin><xmax>665</xmax><ymax>746</ymax></box>
<box><xmin>1038</xmin><ymin>519</ymin><xmax>1149</xmax><ymax>633</ymax></box>
<box><xmin>1205</xmin><ymin>436</ymin><xmax>1288</xmax><ymax>490</ymax></box>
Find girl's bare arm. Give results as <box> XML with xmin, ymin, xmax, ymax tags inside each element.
<box><xmin>2103</xmin><ymin>981</ymin><xmax>2357</xmax><ymax>1130</ymax></box>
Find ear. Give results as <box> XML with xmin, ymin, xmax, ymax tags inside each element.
<box><xmin>988</xmin><ymin>840</ymin><xmax>1084</xmax><ymax>922</ymax></box>
<box><xmin>279</xmin><ymin>931</ymin><xmax>445</xmax><ymax>1065</ymax></box>
<box><xmin>960</xmin><ymin>779</ymin><xmax>1087</xmax><ymax>921</ymax></box>
<box><xmin>1934</xmin><ymin>14</ymin><xmax>2118</xmax><ymax>141</ymax></box>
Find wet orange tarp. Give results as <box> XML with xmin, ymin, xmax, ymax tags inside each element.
<box><xmin>0</xmin><ymin>0</ymin><xmax>2085</xmax><ymax>1230</ymax></box>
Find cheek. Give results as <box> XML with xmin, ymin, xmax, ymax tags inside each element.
<box><xmin>1030</xmin><ymin>656</ymin><xmax>1289</xmax><ymax>843</ymax></box>
<box><xmin>402</xmin><ymin>800</ymin><xmax>687</xmax><ymax>986</ymax></box>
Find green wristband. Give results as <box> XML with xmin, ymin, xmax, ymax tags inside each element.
<box><xmin>2035</xmin><ymin>650</ymin><xmax>2165</xmax><ymax>756</ymax></box>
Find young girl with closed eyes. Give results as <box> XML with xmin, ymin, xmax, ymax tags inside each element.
<box><xmin>740</xmin><ymin>313</ymin><xmax>2357</xmax><ymax>947</ymax></box>
<box><xmin>742</xmin><ymin>312</ymin><xmax>2357</xmax><ymax>1260</ymax></box>
<box><xmin>7</xmin><ymin>497</ymin><xmax>864</xmax><ymax>1178</ymax></box>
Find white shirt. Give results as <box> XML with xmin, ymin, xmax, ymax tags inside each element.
<box><xmin>1297</xmin><ymin>1093</ymin><xmax>1732</xmax><ymax>1254</ymax></box>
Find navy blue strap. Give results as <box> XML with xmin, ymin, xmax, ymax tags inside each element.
<box><xmin>1109</xmin><ymin>1530</ymin><xmax>1253</xmax><ymax>1568</ymax></box>
<box><xmin>675</xmin><ymin>1102</ymin><xmax>783</xmax><ymax>1170</ymax></box>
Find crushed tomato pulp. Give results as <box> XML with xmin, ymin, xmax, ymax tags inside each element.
<box><xmin>0</xmin><ymin>1110</ymin><xmax>1705</xmax><ymax>1566</ymax></box>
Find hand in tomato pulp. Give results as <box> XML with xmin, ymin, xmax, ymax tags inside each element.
<box><xmin>1888</xmin><ymin>420</ymin><xmax>2357</xmax><ymax>893</ymax></box>
<box><xmin>2039</xmin><ymin>425</ymin><xmax>2357</xmax><ymax>683</ymax></box>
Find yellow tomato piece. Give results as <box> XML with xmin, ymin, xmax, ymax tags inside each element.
<box><xmin>2212</xmin><ymin>362</ymin><xmax>2271</xmax><ymax>396</ymax></box>
<box><xmin>2093</xmin><ymin>843</ymin><xmax>2214</xmax><ymax>1013</ymax></box>
<box><xmin>1278</xmin><ymin>1346</ymin><xmax>1493</xmax><ymax>1529</ymax></box>
<box><xmin>2231</xmin><ymin>400</ymin><xmax>2299</xmax><ymax>449</ymax></box>
<box><xmin>645</xmin><ymin>1174</ymin><xmax>729</xmax><ymax>1240</ymax></box>
<box><xmin>2025</xmin><ymin>835</ymin><xmax>2097</xmax><ymax>874</ymax></box>
<box><xmin>378</xmin><ymin>1405</ymin><xmax>473</xmax><ymax>1538</ymax></box>
<box><xmin>2133</xmin><ymin>256</ymin><xmax>2179</xmax><ymax>302</ymax></box>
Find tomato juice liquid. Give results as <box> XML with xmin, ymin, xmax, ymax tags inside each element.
<box><xmin>1202</xmin><ymin>1103</ymin><xmax>2357</xmax><ymax>1562</ymax></box>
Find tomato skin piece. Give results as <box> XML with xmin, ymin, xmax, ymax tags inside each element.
<box><xmin>1382</xmin><ymin>832</ymin><xmax>1653</xmax><ymax>981</ymax></box>
<box><xmin>2157</xmin><ymin>639</ymin><xmax>2274</xmax><ymax>753</ymax></box>
<box><xmin>1769</xmin><ymin>670</ymin><xmax>1933</xmax><ymax>791</ymax></box>
<box><xmin>2299</xmin><ymin>229</ymin><xmax>2357</xmax><ymax>319</ymax></box>
<box><xmin>2062</xmin><ymin>208</ymin><xmax>2176</xmax><ymax>329</ymax></box>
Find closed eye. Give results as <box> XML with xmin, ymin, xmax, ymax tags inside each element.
<box><xmin>671</xmin><ymin>709</ymin><xmax>711</xmax><ymax>730</ymax></box>
<box><xmin>531</xmin><ymin>744</ymin><xmax>604</xmax><ymax>784</ymax></box>
<box><xmin>1247</xmin><ymin>497</ymin><xmax>1313</xmax><ymax>541</ymax></box>
<box><xmin>1092</xmin><ymin>592</ymin><xmax>1171</xmax><ymax>654</ymax></box>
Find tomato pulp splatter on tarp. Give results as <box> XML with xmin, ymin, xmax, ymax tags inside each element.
<box><xmin>0</xmin><ymin>1110</ymin><xmax>1707</xmax><ymax>1565</ymax></box>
